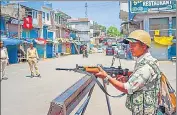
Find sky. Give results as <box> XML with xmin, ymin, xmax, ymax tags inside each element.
<box><xmin>51</xmin><ymin>1</ymin><xmax>122</xmax><ymax>30</ymax></box>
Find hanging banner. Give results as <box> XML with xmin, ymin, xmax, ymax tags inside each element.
<box><xmin>64</xmin><ymin>30</ymin><xmax>70</xmax><ymax>38</ymax></box>
<box><xmin>23</xmin><ymin>16</ymin><xmax>33</xmax><ymax>30</ymax></box>
<box><xmin>130</xmin><ymin>1</ymin><xmax>176</xmax><ymax>13</ymax></box>
<box><xmin>34</xmin><ymin>38</ymin><xmax>47</xmax><ymax>45</ymax></box>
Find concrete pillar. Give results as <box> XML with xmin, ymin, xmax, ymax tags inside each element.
<box><xmin>168</xmin><ymin>17</ymin><xmax>172</xmax><ymax>36</ymax></box>
<box><xmin>143</xmin><ymin>16</ymin><xmax>149</xmax><ymax>33</ymax></box>
<box><xmin>59</xmin><ymin>27</ymin><xmax>61</xmax><ymax>38</ymax></box>
<box><xmin>40</xmin><ymin>27</ymin><xmax>43</xmax><ymax>38</ymax></box>
<box><xmin>44</xmin><ymin>45</ymin><xmax>46</xmax><ymax>59</ymax></box>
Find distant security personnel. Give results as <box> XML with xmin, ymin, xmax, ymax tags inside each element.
<box><xmin>27</xmin><ymin>43</ymin><xmax>41</xmax><ymax>78</ymax></box>
<box><xmin>0</xmin><ymin>41</ymin><xmax>9</xmax><ymax>81</ymax></box>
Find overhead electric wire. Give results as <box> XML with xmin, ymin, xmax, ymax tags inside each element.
<box><xmin>56</xmin><ymin>2</ymin><xmax>117</xmax><ymax>12</ymax></box>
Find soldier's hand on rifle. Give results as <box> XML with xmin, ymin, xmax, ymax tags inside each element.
<box><xmin>95</xmin><ymin>66</ymin><xmax>108</xmax><ymax>79</ymax></box>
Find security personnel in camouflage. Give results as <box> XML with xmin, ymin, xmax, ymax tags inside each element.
<box><xmin>95</xmin><ymin>30</ymin><xmax>161</xmax><ymax>115</ymax></box>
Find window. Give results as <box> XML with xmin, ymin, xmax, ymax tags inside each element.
<box><xmin>32</xmin><ymin>11</ymin><xmax>37</xmax><ymax>19</ymax></box>
<box><xmin>47</xmin><ymin>13</ymin><xmax>49</xmax><ymax>21</ymax></box>
<box><xmin>26</xmin><ymin>10</ymin><xmax>32</xmax><ymax>17</ymax></box>
<box><xmin>33</xmin><ymin>11</ymin><xmax>35</xmax><ymax>18</ymax></box>
<box><xmin>35</xmin><ymin>11</ymin><xmax>37</xmax><ymax>19</ymax></box>
<box><xmin>42</xmin><ymin>12</ymin><xmax>45</xmax><ymax>20</ymax></box>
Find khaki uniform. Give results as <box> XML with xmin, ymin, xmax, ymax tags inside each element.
<box><xmin>0</xmin><ymin>47</ymin><xmax>9</xmax><ymax>79</ymax></box>
<box><xmin>124</xmin><ymin>52</ymin><xmax>161</xmax><ymax>115</ymax></box>
<box><xmin>27</xmin><ymin>47</ymin><xmax>40</xmax><ymax>76</ymax></box>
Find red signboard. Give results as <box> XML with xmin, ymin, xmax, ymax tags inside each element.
<box><xmin>23</xmin><ymin>16</ymin><xmax>33</xmax><ymax>30</ymax></box>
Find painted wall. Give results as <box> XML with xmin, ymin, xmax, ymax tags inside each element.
<box><xmin>42</xmin><ymin>7</ymin><xmax>51</xmax><ymax>26</ymax></box>
<box><xmin>0</xmin><ymin>17</ymin><xmax>6</xmax><ymax>34</ymax></box>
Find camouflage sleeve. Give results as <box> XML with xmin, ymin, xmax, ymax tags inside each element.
<box><xmin>124</xmin><ymin>64</ymin><xmax>151</xmax><ymax>94</ymax></box>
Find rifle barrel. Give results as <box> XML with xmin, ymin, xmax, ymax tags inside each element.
<box><xmin>56</xmin><ymin>68</ymin><xmax>74</xmax><ymax>71</ymax></box>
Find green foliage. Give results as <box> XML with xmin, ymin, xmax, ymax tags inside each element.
<box><xmin>107</xmin><ymin>26</ymin><xmax>122</xmax><ymax>37</ymax></box>
<box><xmin>92</xmin><ymin>22</ymin><xmax>106</xmax><ymax>32</ymax></box>
<box><xmin>99</xmin><ymin>25</ymin><xmax>106</xmax><ymax>32</ymax></box>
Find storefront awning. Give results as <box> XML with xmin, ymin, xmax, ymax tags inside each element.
<box><xmin>53</xmin><ymin>40</ymin><xmax>59</xmax><ymax>44</ymax></box>
<box><xmin>23</xmin><ymin>38</ymin><xmax>34</xmax><ymax>44</ymax></box>
<box><xmin>1</xmin><ymin>37</ymin><xmax>23</xmax><ymax>46</ymax></box>
<box><xmin>56</xmin><ymin>38</ymin><xmax>63</xmax><ymax>43</ymax></box>
<box><xmin>56</xmin><ymin>38</ymin><xmax>71</xmax><ymax>43</ymax></box>
<box><xmin>35</xmin><ymin>38</ymin><xmax>47</xmax><ymax>45</ymax></box>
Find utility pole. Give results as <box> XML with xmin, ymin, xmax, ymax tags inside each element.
<box><xmin>85</xmin><ymin>2</ymin><xmax>88</xmax><ymax>18</ymax></box>
<box><xmin>17</xmin><ymin>3</ymin><xmax>21</xmax><ymax>39</ymax></box>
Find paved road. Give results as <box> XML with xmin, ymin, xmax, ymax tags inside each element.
<box><xmin>1</xmin><ymin>53</ymin><xmax>176</xmax><ymax>115</ymax></box>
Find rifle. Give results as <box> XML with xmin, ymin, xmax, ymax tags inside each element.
<box><xmin>56</xmin><ymin>64</ymin><xmax>131</xmax><ymax>77</ymax></box>
<box><xmin>56</xmin><ymin>64</ymin><xmax>132</xmax><ymax>115</ymax></box>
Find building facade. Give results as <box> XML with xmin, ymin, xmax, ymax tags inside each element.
<box><xmin>128</xmin><ymin>0</ymin><xmax>176</xmax><ymax>37</ymax></box>
<box><xmin>128</xmin><ymin>0</ymin><xmax>176</xmax><ymax>60</ymax></box>
<box><xmin>68</xmin><ymin>18</ymin><xmax>90</xmax><ymax>43</ymax></box>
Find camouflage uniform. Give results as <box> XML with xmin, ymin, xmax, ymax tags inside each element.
<box><xmin>124</xmin><ymin>52</ymin><xmax>161</xmax><ymax>115</ymax></box>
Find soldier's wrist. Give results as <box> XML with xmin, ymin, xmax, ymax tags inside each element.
<box><xmin>103</xmin><ymin>75</ymin><xmax>111</xmax><ymax>82</ymax></box>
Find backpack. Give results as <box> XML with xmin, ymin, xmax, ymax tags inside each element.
<box><xmin>146</xmin><ymin>60</ymin><xmax>176</xmax><ymax>115</ymax></box>
<box><xmin>157</xmin><ymin>73</ymin><xmax>176</xmax><ymax>115</ymax></box>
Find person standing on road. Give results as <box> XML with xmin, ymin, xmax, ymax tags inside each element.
<box><xmin>82</xmin><ymin>44</ymin><xmax>88</xmax><ymax>58</ymax></box>
<box><xmin>95</xmin><ymin>30</ymin><xmax>163</xmax><ymax>115</ymax></box>
<box><xmin>27</xmin><ymin>43</ymin><xmax>41</xmax><ymax>78</ymax></box>
<box><xmin>0</xmin><ymin>41</ymin><xmax>9</xmax><ymax>81</ymax></box>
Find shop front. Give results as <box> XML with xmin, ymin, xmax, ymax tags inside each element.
<box><xmin>129</xmin><ymin>0</ymin><xmax>176</xmax><ymax>60</ymax></box>
<box><xmin>34</xmin><ymin>38</ymin><xmax>47</xmax><ymax>59</ymax></box>
<box><xmin>2</xmin><ymin>37</ymin><xmax>23</xmax><ymax>64</ymax></box>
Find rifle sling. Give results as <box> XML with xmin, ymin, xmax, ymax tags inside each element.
<box><xmin>91</xmin><ymin>74</ymin><xmax>126</xmax><ymax>98</ymax></box>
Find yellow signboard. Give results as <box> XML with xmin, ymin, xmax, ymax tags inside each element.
<box><xmin>154</xmin><ymin>30</ymin><xmax>160</xmax><ymax>36</ymax></box>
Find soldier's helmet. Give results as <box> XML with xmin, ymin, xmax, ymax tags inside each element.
<box><xmin>124</xmin><ymin>30</ymin><xmax>151</xmax><ymax>47</ymax></box>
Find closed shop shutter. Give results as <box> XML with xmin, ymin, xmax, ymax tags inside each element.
<box><xmin>149</xmin><ymin>17</ymin><xmax>169</xmax><ymax>60</ymax></box>
<box><xmin>48</xmin><ymin>32</ymin><xmax>53</xmax><ymax>40</ymax></box>
<box><xmin>149</xmin><ymin>17</ymin><xmax>169</xmax><ymax>37</ymax></box>
<box><xmin>8</xmin><ymin>24</ymin><xmax>18</xmax><ymax>37</ymax></box>
<box><xmin>46</xmin><ymin>43</ymin><xmax>53</xmax><ymax>58</ymax></box>
<box><xmin>8</xmin><ymin>24</ymin><xmax>18</xmax><ymax>32</ymax></box>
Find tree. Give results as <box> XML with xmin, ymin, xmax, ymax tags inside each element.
<box><xmin>99</xmin><ymin>25</ymin><xmax>106</xmax><ymax>32</ymax></box>
<box><xmin>107</xmin><ymin>26</ymin><xmax>121</xmax><ymax>37</ymax></box>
